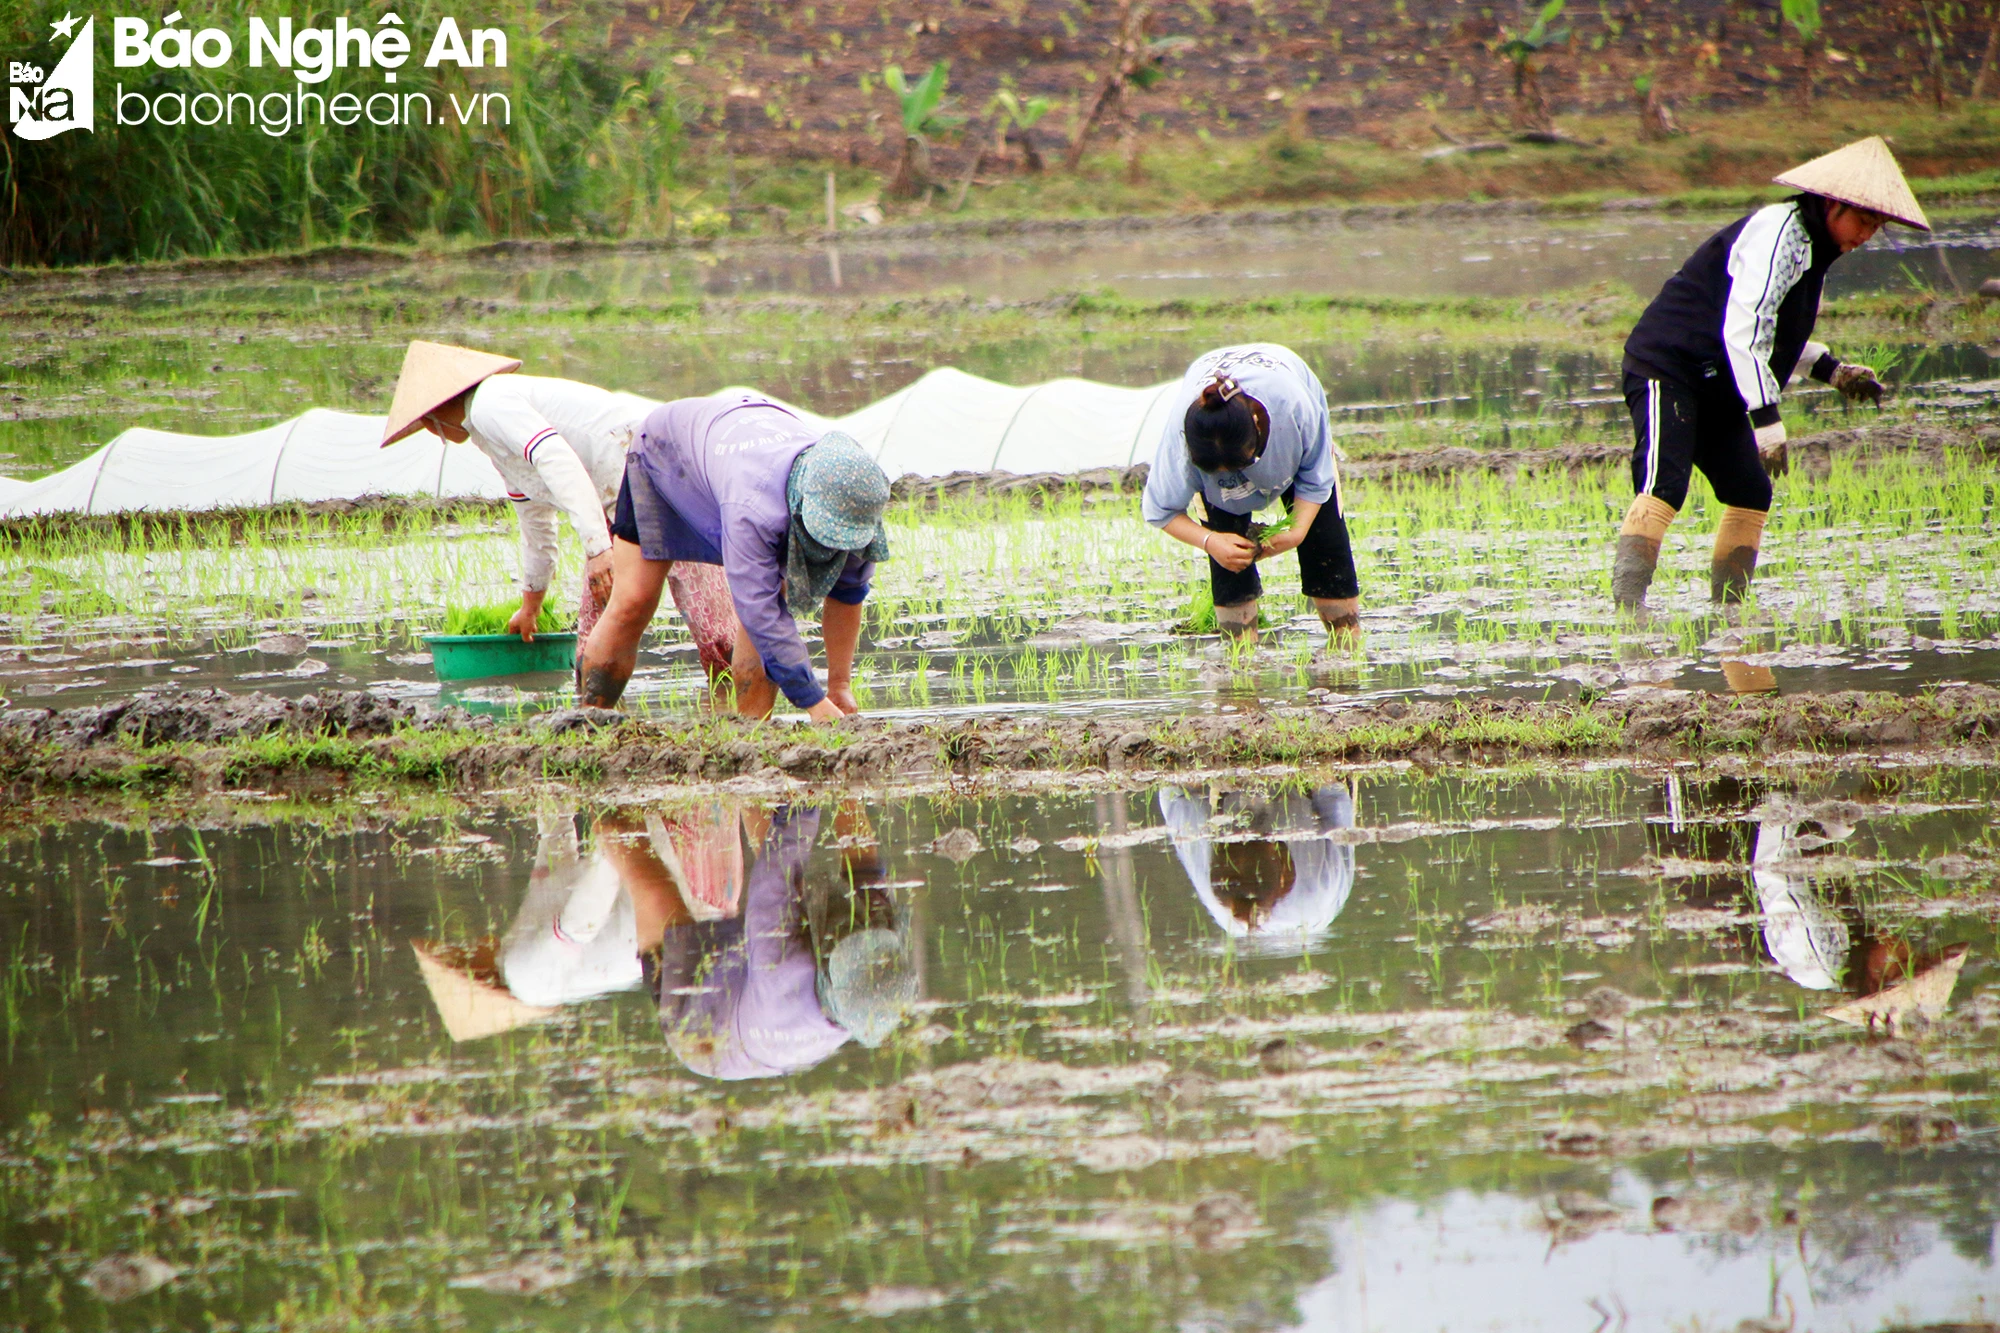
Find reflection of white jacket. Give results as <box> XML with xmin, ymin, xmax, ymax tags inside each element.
<box><xmin>1159</xmin><ymin>785</ymin><xmax>1357</xmax><ymax>955</ymax></box>
<box><xmin>499</xmin><ymin>812</ymin><xmax>645</xmax><ymax>1008</ymax></box>
<box><xmin>463</xmin><ymin>374</ymin><xmax>657</xmax><ymax>592</ymax></box>
<box><xmin>1751</xmin><ymin>820</ymin><xmax>1847</xmax><ymax>991</ymax></box>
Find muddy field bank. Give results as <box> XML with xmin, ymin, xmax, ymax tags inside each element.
<box><xmin>4</xmin><ymin>683</ymin><xmax>1999</xmax><ymax>798</ymax></box>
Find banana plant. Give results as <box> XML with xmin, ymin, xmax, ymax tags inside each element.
<box><xmin>1782</xmin><ymin>0</ymin><xmax>1822</xmax><ymax>107</ymax></box>
<box><xmin>991</xmin><ymin>88</ymin><xmax>1053</xmax><ymax>173</ymax></box>
<box><xmin>1493</xmin><ymin>0</ymin><xmax>1569</xmax><ymax>131</ymax></box>
<box><xmin>883</xmin><ymin>61</ymin><xmax>953</xmax><ymax>198</ymax></box>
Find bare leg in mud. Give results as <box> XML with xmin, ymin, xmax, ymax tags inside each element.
<box><xmin>1312</xmin><ymin>596</ymin><xmax>1361</xmax><ymax>641</ymax></box>
<box><xmin>1215</xmin><ymin>598</ymin><xmax>1261</xmax><ymax>645</ymax></box>
<box><xmin>729</xmin><ymin>633</ymin><xmax>778</xmax><ymax>719</ymax></box>
<box><xmin>575</xmin><ymin>538</ymin><xmax>667</xmax><ymax>708</ymax></box>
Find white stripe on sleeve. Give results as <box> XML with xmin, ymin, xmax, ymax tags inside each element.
<box><xmin>1721</xmin><ymin>203</ymin><xmax>1811</xmax><ymax>414</ymax></box>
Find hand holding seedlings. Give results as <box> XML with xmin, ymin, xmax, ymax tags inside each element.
<box><xmin>506</xmin><ymin>591</ymin><xmax>548</xmax><ymax>642</ymax></box>
<box><xmin>1830</xmin><ymin>361</ymin><xmax>1885</xmax><ymax>405</ymax></box>
<box><xmin>1205</xmin><ymin>531</ymin><xmax>1260</xmax><ymax>572</ymax></box>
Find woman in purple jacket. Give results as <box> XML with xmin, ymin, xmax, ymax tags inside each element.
<box><xmin>575</xmin><ymin>392</ymin><xmax>891</xmax><ymax>722</ymax></box>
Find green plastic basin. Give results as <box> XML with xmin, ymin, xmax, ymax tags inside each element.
<box><xmin>424</xmin><ymin>632</ymin><xmax>578</xmax><ymax>683</ymax></box>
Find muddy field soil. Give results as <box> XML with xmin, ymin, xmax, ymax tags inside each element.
<box><xmin>5</xmin><ymin>680</ymin><xmax>2000</xmax><ymax>801</ymax></box>
<box><xmin>662</xmin><ymin>0</ymin><xmax>1987</xmax><ymax>174</ymax></box>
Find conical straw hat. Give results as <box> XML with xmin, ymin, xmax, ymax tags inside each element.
<box><xmin>380</xmin><ymin>340</ymin><xmax>522</xmax><ymax>446</ymax></box>
<box><xmin>1824</xmin><ymin>943</ymin><xmax>1967</xmax><ymax>1033</ymax></box>
<box><xmin>411</xmin><ymin>938</ymin><xmax>556</xmax><ymax>1042</ymax></box>
<box><xmin>1772</xmin><ymin>136</ymin><xmax>1930</xmax><ymax>231</ymax></box>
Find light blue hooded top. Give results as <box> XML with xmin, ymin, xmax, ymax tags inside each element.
<box><xmin>1141</xmin><ymin>343</ymin><xmax>1338</xmax><ymax>527</ymax></box>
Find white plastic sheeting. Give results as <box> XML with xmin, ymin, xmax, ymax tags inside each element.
<box><xmin>0</xmin><ymin>368</ymin><xmax>1178</xmax><ymax>518</ymax></box>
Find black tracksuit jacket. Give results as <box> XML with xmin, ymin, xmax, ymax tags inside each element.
<box><xmin>1623</xmin><ymin>194</ymin><xmax>1844</xmax><ymax>429</ymax></box>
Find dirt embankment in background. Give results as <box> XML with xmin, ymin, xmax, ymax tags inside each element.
<box><xmin>661</xmin><ymin>0</ymin><xmax>1997</xmax><ymax>179</ymax></box>
<box><xmin>4</xmin><ymin>682</ymin><xmax>1999</xmax><ymax>799</ymax></box>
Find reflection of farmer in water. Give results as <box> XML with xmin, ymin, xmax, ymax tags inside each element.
<box><xmin>1750</xmin><ymin>816</ymin><xmax>1849</xmax><ymax>991</ymax></box>
<box><xmin>1653</xmin><ymin>779</ymin><xmax>1958</xmax><ymax>1008</ymax></box>
<box><xmin>412</xmin><ymin>802</ymin><xmax>915</xmax><ymax>1069</ymax></box>
<box><xmin>1159</xmin><ymin>783</ymin><xmax>1357</xmax><ymax>954</ymax></box>
<box><xmin>650</xmin><ymin>805</ymin><xmax>918</xmax><ymax>1080</ymax></box>
<box><xmin>411</xmin><ymin>804</ymin><xmax>747</xmax><ymax>1040</ymax></box>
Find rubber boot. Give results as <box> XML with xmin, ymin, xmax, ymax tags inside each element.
<box><xmin>1311</xmin><ymin>596</ymin><xmax>1361</xmax><ymax>642</ymax></box>
<box><xmin>1612</xmin><ymin>495</ymin><xmax>1677</xmax><ymax>611</ymax></box>
<box><xmin>1215</xmin><ymin>598</ymin><xmax>1260</xmax><ymax>644</ymax></box>
<box><xmin>1710</xmin><ymin>506</ymin><xmax>1766</xmax><ymax>605</ymax></box>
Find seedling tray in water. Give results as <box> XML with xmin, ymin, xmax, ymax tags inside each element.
<box><xmin>424</xmin><ymin>632</ymin><xmax>578</xmax><ymax>682</ymax></box>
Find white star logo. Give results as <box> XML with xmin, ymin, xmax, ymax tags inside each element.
<box><xmin>49</xmin><ymin>11</ymin><xmax>81</xmax><ymax>40</ymax></box>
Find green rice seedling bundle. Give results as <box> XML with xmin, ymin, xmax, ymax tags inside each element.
<box><xmin>441</xmin><ymin>601</ymin><xmax>565</xmax><ymax>636</ymax></box>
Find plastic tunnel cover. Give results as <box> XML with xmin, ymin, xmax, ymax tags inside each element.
<box><xmin>1</xmin><ymin>369</ymin><xmax>1182</xmax><ymax>518</ymax></box>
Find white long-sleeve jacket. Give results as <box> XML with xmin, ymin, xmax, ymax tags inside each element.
<box><xmin>463</xmin><ymin>374</ymin><xmax>658</xmax><ymax>592</ymax></box>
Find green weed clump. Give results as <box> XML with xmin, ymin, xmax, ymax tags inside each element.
<box><xmin>441</xmin><ymin>600</ymin><xmax>563</xmax><ymax>636</ymax></box>
<box><xmin>0</xmin><ymin>0</ymin><xmax>691</xmax><ymax>266</ymax></box>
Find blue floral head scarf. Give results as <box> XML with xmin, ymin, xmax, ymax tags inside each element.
<box><xmin>783</xmin><ymin>433</ymin><xmax>891</xmax><ymax>615</ymax></box>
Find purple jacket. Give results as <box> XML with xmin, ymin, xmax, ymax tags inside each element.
<box><xmin>632</xmin><ymin>394</ymin><xmax>872</xmax><ymax>709</ymax></box>
<box><xmin>656</xmin><ymin>808</ymin><xmax>849</xmax><ymax>1080</ymax></box>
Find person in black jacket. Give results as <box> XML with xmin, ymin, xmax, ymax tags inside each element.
<box><xmin>1612</xmin><ymin>137</ymin><xmax>1932</xmax><ymax>610</ymax></box>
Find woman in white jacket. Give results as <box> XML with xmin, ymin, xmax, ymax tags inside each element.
<box><xmin>381</xmin><ymin>340</ymin><xmax>736</xmax><ymax>675</ymax></box>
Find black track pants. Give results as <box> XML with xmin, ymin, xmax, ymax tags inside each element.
<box><xmin>1623</xmin><ymin>371</ymin><xmax>1772</xmax><ymax>513</ymax></box>
<box><xmin>1202</xmin><ymin>486</ymin><xmax>1359</xmax><ymax>608</ymax></box>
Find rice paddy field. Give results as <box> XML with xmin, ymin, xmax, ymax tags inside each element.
<box><xmin>4</xmin><ymin>208</ymin><xmax>2000</xmax><ymax>1331</ymax></box>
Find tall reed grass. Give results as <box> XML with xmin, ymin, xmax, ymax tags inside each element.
<box><xmin>0</xmin><ymin>0</ymin><xmax>692</xmax><ymax>266</ymax></box>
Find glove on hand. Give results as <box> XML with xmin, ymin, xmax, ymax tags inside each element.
<box><xmin>1829</xmin><ymin>362</ymin><xmax>1884</xmax><ymax>406</ymax></box>
<box><xmin>1753</xmin><ymin>421</ymin><xmax>1789</xmax><ymax>479</ymax></box>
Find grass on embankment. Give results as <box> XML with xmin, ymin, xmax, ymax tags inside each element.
<box><xmin>6</xmin><ymin>684</ymin><xmax>2000</xmax><ymax>799</ymax></box>
<box><xmin>701</xmin><ymin>100</ymin><xmax>2000</xmax><ymax>231</ymax></box>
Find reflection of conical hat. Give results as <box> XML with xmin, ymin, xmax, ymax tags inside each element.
<box><xmin>411</xmin><ymin>938</ymin><xmax>556</xmax><ymax>1042</ymax></box>
<box><xmin>380</xmin><ymin>341</ymin><xmax>522</xmax><ymax>446</ymax></box>
<box><xmin>1719</xmin><ymin>660</ymin><xmax>1778</xmax><ymax>695</ymax></box>
<box><xmin>1825</xmin><ymin>943</ymin><xmax>1968</xmax><ymax>1032</ymax></box>
<box><xmin>1773</xmin><ymin>136</ymin><xmax>1931</xmax><ymax>231</ymax></box>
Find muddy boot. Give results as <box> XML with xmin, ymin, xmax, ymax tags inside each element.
<box><xmin>1215</xmin><ymin>598</ymin><xmax>1260</xmax><ymax>645</ymax></box>
<box><xmin>1611</xmin><ymin>535</ymin><xmax>1663</xmax><ymax>611</ymax></box>
<box><xmin>1612</xmin><ymin>495</ymin><xmax>1676</xmax><ymax>612</ymax></box>
<box><xmin>1710</xmin><ymin>505</ymin><xmax>1767</xmax><ymax>605</ymax></box>
<box><xmin>1311</xmin><ymin>596</ymin><xmax>1361</xmax><ymax>643</ymax></box>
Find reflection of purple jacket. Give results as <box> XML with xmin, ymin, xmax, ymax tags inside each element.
<box><xmin>631</xmin><ymin>394</ymin><xmax>872</xmax><ymax>709</ymax></box>
<box><xmin>656</xmin><ymin>808</ymin><xmax>848</xmax><ymax>1080</ymax></box>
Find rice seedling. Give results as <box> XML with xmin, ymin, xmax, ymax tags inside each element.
<box><xmin>439</xmin><ymin>600</ymin><xmax>564</xmax><ymax>636</ymax></box>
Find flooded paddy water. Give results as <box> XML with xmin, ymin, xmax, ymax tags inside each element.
<box><xmin>5</xmin><ymin>207</ymin><xmax>2000</xmax><ymax>477</ymax></box>
<box><xmin>6</xmin><ymin>204</ymin><xmax>2000</xmax><ymax>1331</ymax></box>
<box><xmin>3</xmin><ymin>769</ymin><xmax>1998</xmax><ymax>1329</ymax></box>
<box><xmin>6</xmin><ymin>449</ymin><xmax>2000</xmax><ymax>723</ymax></box>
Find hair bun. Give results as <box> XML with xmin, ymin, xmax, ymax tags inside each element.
<box><xmin>1196</xmin><ymin>374</ymin><xmax>1243</xmax><ymax>412</ymax></box>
